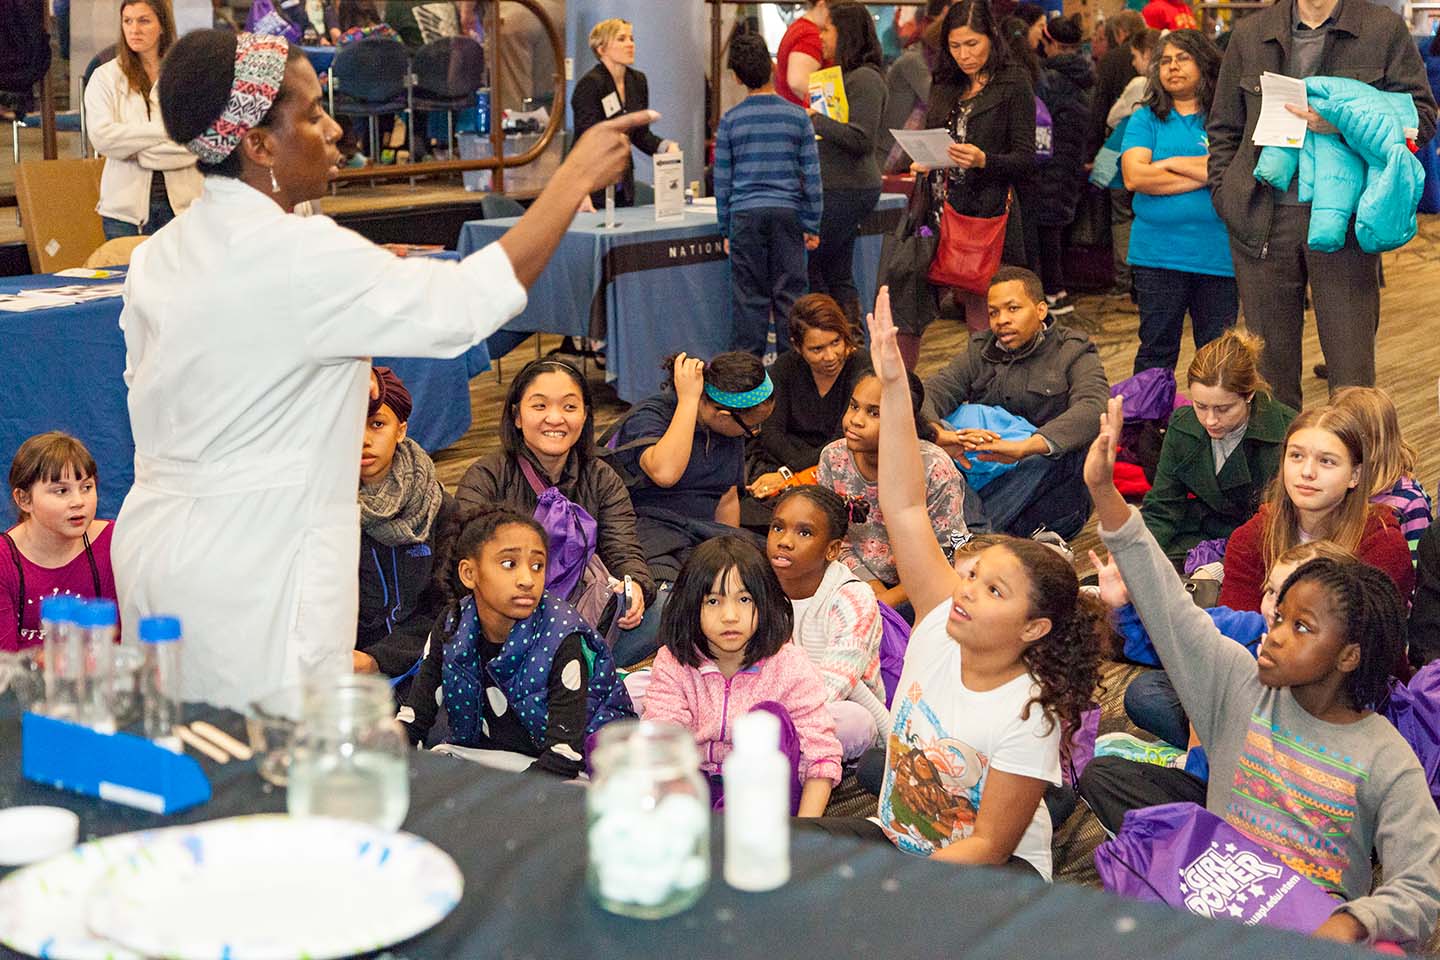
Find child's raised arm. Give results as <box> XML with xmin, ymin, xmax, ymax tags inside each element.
<box><xmin>869</xmin><ymin>288</ymin><xmax>960</xmax><ymax>620</ymax></box>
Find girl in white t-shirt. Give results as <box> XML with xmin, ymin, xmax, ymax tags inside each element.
<box><xmin>865</xmin><ymin>289</ymin><xmax>1103</xmax><ymax>880</ymax></box>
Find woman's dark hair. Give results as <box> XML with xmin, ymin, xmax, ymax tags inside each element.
<box><xmin>337</xmin><ymin>0</ymin><xmax>384</xmax><ymax>31</ymax></box>
<box><xmin>1143</xmin><ymin>29</ymin><xmax>1222</xmax><ymax>120</ymax></box>
<box><xmin>854</xmin><ymin>371</ymin><xmax>938</xmax><ymax>443</ymax></box>
<box><xmin>831</xmin><ymin>3</ymin><xmax>884</xmax><ymax>75</ymax></box>
<box><xmin>1014</xmin><ymin>3</ymin><xmax>1046</xmax><ymax>27</ymax></box>
<box><xmin>999</xmin><ymin>15</ymin><xmax>1042</xmax><ymax>87</ymax></box>
<box><xmin>1277</xmin><ymin>558</ymin><xmax>1406</xmax><ymax>710</ymax></box>
<box><xmin>788</xmin><ymin>292</ymin><xmax>860</xmax><ymax>353</ymax></box>
<box><xmin>1043</xmin><ymin>13</ymin><xmax>1082</xmax><ymax>47</ymax></box>
<box><xmin>660</xmin><ymin>351</ymin><xmax>768</xmax><ymax>410</ymax></box>
<box><xmin>659</xmin><ymin>536</ymin><xmax>793</xmax><ymax>670</ymax></box>
<box><xmin>9</xmin><ymin>432</ymin><xmax>98</xmax><ymax>520</ymax></box>
<box><xmin>430</xmin><ymin>503</ymin><xmax>548</xmax><ymax>617</ymax></box>
<box><xmin>771</xmin><ymin>485</ymin><xmax>850</xmax><ymax>543</ymax></box>
<box><xmin>159</xmin><ymin>29</ymin><xmax>307</xmax><ymax>178</ymax></box>
<box><xmin>992</xmin><ymin>536</ymin><xmax>1102</xmax><ymax>738</ymax></box>
<box><xmin>728</xmin><ymin>31</ymin><xmax>775</xmax><ymax>90</ymax></box>
<box><xmin>501</xmin><ymin>358</ymin><xmax>595</xmax><ymax>464</ymax></box>
<box><xmin>933</xmin><ymin>0</ymin><xmax>1010</xmax><ymax>93</ymax></box>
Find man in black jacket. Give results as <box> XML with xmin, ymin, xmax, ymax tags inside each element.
<box><xmin>1207</xmin><ymin>0</ymin><xmax>1436</xmax><ymax>410</ymax></box>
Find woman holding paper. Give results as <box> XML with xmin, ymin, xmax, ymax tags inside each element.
<box><xmin>914</xmin><ymin>0</ymin><xmax>1037</xmax><ymax>339</ymax></box>
<box><xmin>571</xmin><ymin>18</ymin><xmax>677</xmax><ymax>211</ymax></box>
<box><xmin>1119</xmin><ymin>29</ymin><xmax>1236</xmax><ymax>375</ymax></box>
<box><xmin>807</xmin><ymin>3</ymin><xmax>888</xmax><ymax>326</ymax></box>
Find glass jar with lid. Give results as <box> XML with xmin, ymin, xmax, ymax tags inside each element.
<box><xmin>286</xmin><ymin>674</ymin><xmax>409</xmax><ymax>831</ymax></box>
<box><xmin>586</xmin><ymin>719</ymin><xmax>710</xmax><ymax>918</ymax></box>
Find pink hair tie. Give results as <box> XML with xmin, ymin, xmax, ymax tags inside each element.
<box><xmin>186</xmin><ymin>32</ymin><xmax>289</xmax><ymax>166</ymax></box>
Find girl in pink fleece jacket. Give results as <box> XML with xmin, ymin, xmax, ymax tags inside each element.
<box><xmin>643</xmin><ymin>535</ymin><xmax>844</xmax><ymax>816</ymax></box>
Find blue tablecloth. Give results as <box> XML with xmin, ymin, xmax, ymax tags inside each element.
<box><xmin>458</xmin><ymin>196</ymin><xmax>907</xmax><ymax>401</ymax></box>
<box><xmin>0</xmin><ymin>271</ymin><xmax>488</xmax><ymax>519</ymax></box>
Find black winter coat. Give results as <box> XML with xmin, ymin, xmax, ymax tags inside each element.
<box><xmin>357</xmin><ymin>493</ymin><xmax>457</xmax><ymax>682</ymax></box>
<box><xmin>924</xmin><ymin>63</ymin><xmax>1037</xmax><ymax>219</ymax></box>
<box><xmin>1035</xmin><ymin>52</ymin><xmax>1094</xmax><ymax>228</ymax></box>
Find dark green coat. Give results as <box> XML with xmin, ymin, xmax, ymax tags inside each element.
<box><xmin>1141</xmin><ymin>395</ymin><xmax>1296</xmax><ymax>564</ymax></box>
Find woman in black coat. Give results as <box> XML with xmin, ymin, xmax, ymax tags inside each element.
<box><xmin>914</xmin><ymin>0</ymin><xmax>1037</xmax><ymax>345</ymax></box>
<box><xmin>570</xmin><ymin>17</ymin><xmax>675</xmax><ymax>210</ymax></box>
<box><xmin>1034</xmin><ymin>15</ymin><xmax>1093</xmax><ymax>316</ymax></box>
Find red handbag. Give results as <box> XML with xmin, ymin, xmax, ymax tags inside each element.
<box><xmin>926</xmin><ymin>195</ymin><xmax>1010</xmax><ymax>295</ymax></box>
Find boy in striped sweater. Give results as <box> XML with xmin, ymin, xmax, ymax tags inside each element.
<box><xmin>715</xmin><ymin>31</ymin><xmax>823</xmax><ymax>358</ymax></box>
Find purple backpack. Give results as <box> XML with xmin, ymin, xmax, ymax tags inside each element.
<box><xmin>1035</xmin><ymin>96</ymin><xmax>1054</xmax><ymax>162</ymax></box>
<box><xmin>1382</xmin><ymin>663</ymin><xmax>1440</xmax><ymax>807</ymax></box>
<box><xmin>245</xmin><ymin>0</ymin><xmax>305</xmax><ymax>41</ymax></box>
<box><xmin>877</xmin><ymin>601</ymin><xmax>912</xmax><ymax>707</ymax></box>
<box><xmin>517</xmin><ymin>459</ymin><xmax>618</xmax><ymax>643</ymax></box>
<box><xmin>1095</xmin><ymin>802</ymin><xmax>1338</xmax><ymax>935</ymax></box>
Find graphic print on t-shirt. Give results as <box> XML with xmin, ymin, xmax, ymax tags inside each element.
<box><xmin>1226</xmin><ymin>713</ymin><xmax>1365</xmax><ymax>893</ymax></box>
<box><xmin>880</xmin><ymin>681</ymin><xmax>989</xmax><ymax>855</ymax></box>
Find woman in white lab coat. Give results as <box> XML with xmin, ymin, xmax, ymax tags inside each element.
<box><xmin>113</xmin><ymin>30</ymin><xmax>652</xmax><ymax>710</ymax></box>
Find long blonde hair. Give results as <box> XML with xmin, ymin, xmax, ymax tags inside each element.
<box><xmin>1331</xmin><ymin>386</ymin><xmax>1416</xmax><ymax>497</ymax></box>
<box><xmin>1260</xmin><ymin>405</ymin><xmax>1377</xmax><ymax>570</ymax></box>
<box><xmin>116</xmin><ymin>0</ymin><xmax>177</xmax><ymax>119</ymax></box>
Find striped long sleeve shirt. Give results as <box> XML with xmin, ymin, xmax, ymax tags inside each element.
<box><xmin>714</xmin><ymin>93</ymin><xmax>823</xmax><ymax>237</ymax></box>
<box><xmin>1373</xmin><ymin>476</ymin><xmax>1433</xmax><ymax>566</ymax></box>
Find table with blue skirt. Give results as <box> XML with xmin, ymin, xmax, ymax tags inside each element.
<box><xmin>459</xmin><ymin>195</ymin><xmax>908</xmax><ymax>402</ymax></box>
<box><xmin>0</xmin><ymin>270</ymin><xmax>489</xmax><ymax>519</ymax></box>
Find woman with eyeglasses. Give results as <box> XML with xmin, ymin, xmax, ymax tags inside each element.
<box><xmin>816</xmin><ymin>371</ymin><xmax>969</xmax><ymax>621</ymax></box>
<box><xmin>1120</xmin><ymin>29</ymin><xmax>1237</xmax><ymax>375</ymax></box>
<box><xmin>608</xmin><ymin>352</ymin><xmax>775</xmax><ymax>583</ymax></box>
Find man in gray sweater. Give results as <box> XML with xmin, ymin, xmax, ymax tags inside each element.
<box><xmin>1081</xmin><ymin>396</ymin><xmax>1440</xmax><ymax>948</ymax></box>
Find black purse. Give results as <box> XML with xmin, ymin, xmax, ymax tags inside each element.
<box><xmin>877</xmin><ymin>179</ymin><xmax>940</xmax><ymax>337</ymax></box>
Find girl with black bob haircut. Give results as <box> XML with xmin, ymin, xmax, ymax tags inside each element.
<box><xmin>659</xmin><ymin>534</ymin><xmax>793</xmax><ymax>670</ymax></box>
<box><xmin>457</xmin><ymin>356</ymin><xmax>657</xmax><ymax>666</ymax></box>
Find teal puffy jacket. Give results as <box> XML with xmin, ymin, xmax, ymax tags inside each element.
<box><xmin>1253</xmin><ymin>76</ymin><xmax>1425</xmax><ymax>253</ymax></box>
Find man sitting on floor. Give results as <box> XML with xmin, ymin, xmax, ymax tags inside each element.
<box><xmin>921</xmin><ymin>267</ymin><xmax>1110</xmax><ymax>539</ymax></box>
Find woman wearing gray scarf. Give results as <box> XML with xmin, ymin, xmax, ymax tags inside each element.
<box><xmin>355</xmin><ymin>367</ymin><xmax>454</xmax><ymax>690</ymax></box>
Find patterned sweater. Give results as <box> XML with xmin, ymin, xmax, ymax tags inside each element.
<box><xmin>1102</xmin><ymin>506</ymin><xmax>1440</xmax><ymax>947</ymax></box>
<box><xmin>1372</xmin><ymin>475</ymin><xmax>1433</xmax><ymax>566</ymax></box>
<box><xmin>791</xmin><ymin>561</ymin><xmax>890</xmax><ymax>741</ymax></box>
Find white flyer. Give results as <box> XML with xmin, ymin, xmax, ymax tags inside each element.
<box><xmin>654</xmin><ymin>151</ymin><xmax>686</xmax><ymax>222</ymax></box>
<box><xmin>1251</xmin><ymin>72</ymin><xmax>1309</xmax><ymax>148</ymax></box>
<box><xmin>889</xmin><ymin>128</ymin><xmax>959</xmax><ymax>168</ymax></box>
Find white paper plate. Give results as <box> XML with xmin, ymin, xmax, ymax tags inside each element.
<box><xmin>81</xmin><ymin>815</ymin><xmax>463</xmax><ymax>960</ymax></box>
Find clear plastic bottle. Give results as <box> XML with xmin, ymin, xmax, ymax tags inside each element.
<box><xmin>723</xmin><ymin>711</ymin><xmax>791</xmax><ymax>892</ymax></box>
<box><xmin>77</xmin><ymin>599</ymin><xmax>118</xmax><ymax>733</ymax></box>
<box><xmin>139</xmin><ymin>615</ymin><xmax>183</xmax><ymax>751</ymax></box>
<box><xmin>40</xmin><ymin>596</ymin><xmax>80</xmax><ymax>719</ymax></box>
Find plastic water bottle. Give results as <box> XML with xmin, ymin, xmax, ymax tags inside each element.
<box><xmin>475</xmin><ymin>88</ymin><xmax>491</xmax><ymax>136</ymax></box>
<box><xmin>77</xmin><ymin>599</ymin><xmax>118</xmax><ymax>733</ymax></box>
<box><xmin>723</xmin><ymin>711</ymin><xmax>791</xmax><ymax>891</ymax></box>
<box><xmin>40</xmin><ymin>596</ymin><xmax>80</xmax><ymax>719</ymax></box>
<box><xmin>139</xmin><ymin>616</ymin><xmax>183</xmax><ymax>751</ymax></box>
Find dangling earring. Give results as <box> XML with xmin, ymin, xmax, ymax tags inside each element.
<box><xmin>269</xmin><ymin>167</ymin><xmax>281</xmax><ymax>193</ymax></box>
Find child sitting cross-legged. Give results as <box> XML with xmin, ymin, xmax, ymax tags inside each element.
<box><xmin>400</xmin><ymin>505</ymin><xmax>635</xmax><ymax>776</ymax></box>
<box><xmin>1081</xmin><ymin>395</ymin><xmax>1440</xmax><ymax>948</ymax></box>
<box><xmin>641</xmin><ymin>535</ymin><xmax>843</xmax><ymax>817</ymax></box>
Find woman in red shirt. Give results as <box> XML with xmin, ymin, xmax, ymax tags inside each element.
<box><xmin>777</xmin><ymin>0</ymin><xmax>835</xmax><ymax>107</ymax></box>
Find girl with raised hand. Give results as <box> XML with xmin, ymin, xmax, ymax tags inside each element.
<box><xmin>1218</xmin><ymin>405</ymin><xmax>1413</xmax><ymax>621</ymax></box>
<box><xmin>1081</xmin><ymin>395</ymin><xmax>1440</xmax><ymax>948</ymax></box>
<box><xmin>642</xmin><ymin>536</ymin><xmax>843</xmax><ymax>817</ymax></box>
<box><xmin>867</xmin><ymin>289</ymin><xmax>1100</xmax><ymax>880</ymax></box>
<box><xmin>400</xmin><ymin>505</ymin><xmax>634</xmax><ymax>777</ymax></box>
<box><xmin>767</xmin><ymin>486</ymin><xmax>889</xmax><ymax>759</ymax></box>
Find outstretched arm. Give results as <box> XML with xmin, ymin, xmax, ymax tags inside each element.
<box><xmin>870</xmin><ymin>288</ymin><xmax>960</xmax><ymax>620</ymax></box>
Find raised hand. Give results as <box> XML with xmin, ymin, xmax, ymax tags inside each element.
<box><xmin>865</xmin><ymin>286</ymin><xmax>906</xmax><ymax>387</ymax></box>
<box><xmin>672</xmin><ymin>352</ymin><xmax>706</xmax><ymax>405</ymax></box>
<box><xmin>1087</xmin><ymin>549</ymin><xmax>1131</xmax><ymax>610</ymax></box>
<box><xmin>1083</xmin><ymin>394</ymin><xmax>1125</xmax><ymax>493</ymax></box>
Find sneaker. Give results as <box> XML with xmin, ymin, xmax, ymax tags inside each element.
<box><xmin>1046</xmin><ymin>293</ymin><xmax>1076</xmax><ymax>316</ymax></box>
<box><xmin>1094</xmin><ymin>732</ymin><xmax>1187</xmax><ymax>768</ymax></box>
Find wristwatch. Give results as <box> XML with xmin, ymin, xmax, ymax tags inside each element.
<box><xmin>778</xmin><ymin>466</ymin><xmax>794</xmax><ymax>482</ymax></box>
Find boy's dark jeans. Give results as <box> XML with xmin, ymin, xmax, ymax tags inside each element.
<box><xmin>729</xmin><ymin>206</ymin><xmax>808</xmax><ymax>357</ymax></box>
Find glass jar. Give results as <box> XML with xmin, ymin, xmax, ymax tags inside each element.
<box><xmin>286</xmin><ymin>674</ymin><xmax>410</xmax><ymax>831</ymax></box>
<box><xmin>586</xmin><ymin>720</ymin><xmax>710</xmax><ymax>919</ymax></box>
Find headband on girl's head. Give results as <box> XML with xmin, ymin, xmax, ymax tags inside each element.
<box><xmin>186</xmin><ymin>32</ymin><xmax>290</xmax><ymax>166</ymax></box>
<box><xmin>704</xmin><ymin>373</ymin><xmax>774</xmax><ymax>410</ymax></box>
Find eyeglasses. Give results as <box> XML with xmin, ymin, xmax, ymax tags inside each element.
<box><xmin>1157</xmin><ymin>52</ymin><xmax>1196</xmax><ymax>68</ymax></box>
<box><xmin>724</xmin><ymin>409</ymin><xmax>762</xmax><ymax>440</ymax></box>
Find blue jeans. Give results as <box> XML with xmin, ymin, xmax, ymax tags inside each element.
<box><xmin>1131</xmin><ymin>265</ymin><xmax>1238</xmax><ymax>375</ymax></box>
<box><xmin>1123</xmin><ymin>669</ymin><xmax>1189</xmax><ymax>749</ymax></box>
<box><xmin>807</xmin><ymin>186</ymin><xmax>880</xmax><ymax>323</ymax></box>
<box><xmin>729</xmin><ymin>207</ymin><xmax>808</xmax><ymax>357</ymax></box>
<box><xmin>101</xmin><ymin>190</ymin><xmax>176</xmax><ymax>241</ymax></box>
<box><xmin>976</xmin><ymin>450</ymin><xmax>1091</xmax><ymax>539</ymax></box>
<box><xmin>611</xmin><ymin>583</ymin><xmax>670</xmax><ymax>668</ymax></box>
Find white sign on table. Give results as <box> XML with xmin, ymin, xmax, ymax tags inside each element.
<box><xmin>654</xmin><ymin>151</ymin><xmax>686</xmax><ymax>222</ymax></box>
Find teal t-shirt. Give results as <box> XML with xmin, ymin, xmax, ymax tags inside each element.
<box><xmin>1121</xmin><ymin>106</ymin><xmax>1234</xmax><ymax>278</ymax></box>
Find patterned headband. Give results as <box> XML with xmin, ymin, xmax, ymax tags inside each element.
<box><xmin>186</xmin><ymin>32</ymin><xmax>290</xmax><ymax>166</ymax></box>
<box><xmin>704</xmin><ymin>373</ymin><xmax>774</xmax><ymax>410</ymax></box>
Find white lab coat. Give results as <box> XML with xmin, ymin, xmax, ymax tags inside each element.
<box><xmin>84</xmin><ymin>60</ymin><xmax>203</xmax><ymax>227</ymax></box>
<box><xmin>113</xmin><ymin>176</ymin><xmax>527</xmax><ymax>711</ymax></box>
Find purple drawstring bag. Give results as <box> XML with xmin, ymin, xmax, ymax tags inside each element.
<box><xmin>1095</xmin><ymin>802</ymin><xmax>1339</xmax><ymax>935</ymax></box>
<box><xmin>1183</xmin><ymin>538</ymin><xmax>1229</xmax><ymax>575</ymax></box>
<box><xmin>1382</xmin><ymin>663</ymin><xmax>1440</xmax><ymax>807</ymax></box>
<box><xmin>245</xmin><ymin>0</ymin><xmax>305</xmax><ymax>41</ymax></box>
<box><xmin>517</xmin><ymin>459</ymin><xmax>599</xmax><ymax>602</ymax></box>
<box><xmin>876</xmin><ymin>601</ymin><xmax>912</xmax><ymax>707</ymax></box>
<box><xmin>1062</xmin><ymin>704</ymin><xmax>1101</xmax><ymax>786</ymax></box>
<box><xmin>1111</xmin><ymin>368</ymin><xmax>1178</xmax><ymax>423</ymax></box>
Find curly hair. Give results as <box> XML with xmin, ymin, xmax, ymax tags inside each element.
<box><xmin>429</xmin><ymin>502</ymin><xmax>547</xmax><ymax>623</ymax></box>
<box><xmin>1001</xmin><ymin>537</ymin><xmax>1103</xmax><ymax>739</ymax></box>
